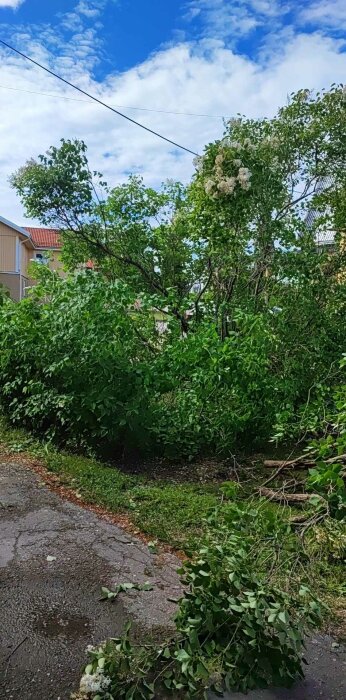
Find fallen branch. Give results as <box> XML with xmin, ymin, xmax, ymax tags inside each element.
<box><xmin>263</xmin><ymin>456</ymin><xmax>313</xmax><ymax>469</ymax></box>
<box><xmin>324</xmin><ymin>453</ymin><xmax>346</xmax><ymax>465</ymax></box>
<box><xmin>263</xmin><ymin>453</ymin><xmax>346</xmax><ymax>470</ymax></box>
<box><xmin>259</xmin><ymin>487</ymin><xmax>314</xmax><ymax>503</ymax></box>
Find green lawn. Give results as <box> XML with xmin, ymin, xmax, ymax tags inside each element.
<box><xmin>47</xmin><ymin>452</ymin><xmax>222</xmax><ymax>551</ymax></box>
<box><xmin>0</xmin><ymin>418</ymin><xmax>223</xmax><ymax>552</ymax></box>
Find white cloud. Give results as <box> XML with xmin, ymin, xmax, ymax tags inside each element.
<box><xmin>76</xmin><ymin>0</ymin><xmax>108</xmax><ymax>18</ymax></box>
<box><xmin>0</xmin><ymin>0</ymin><xmax>24</xmax><ymax>7</ymax></box>
<box><xmin>300</xmin><ymin>0</ymin><xmax>346</xmax><ymax>29</ymax></box>
<box><xmin>185</xmin><ymin>0</ymin><xmax>289</xmax><ymax>41</ymax></box>
<box><xmin>0</xmin><ymin>31</ymin><xmax>345</xmax><ymax>224</ymax></box>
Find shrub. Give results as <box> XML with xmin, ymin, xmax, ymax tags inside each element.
<box><xmin>0</xmin><ymin>274</ymin><xmax>286</xmax><ymax>459</ymax></box>
<box><xmin>150</xmin><ymin>314</ymin><xmax>281</xmax><ymax>458</ymax></box>
<box><xmin>0</xmin><ymin>272</ymin><xmax>154</xmax><ymax>454</ymax></box>
<box><xmin>74</xmin><ymin>521</ymin><xmax>322</xmax><ymax>699</ymax></box>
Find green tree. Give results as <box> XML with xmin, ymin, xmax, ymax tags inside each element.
<box><xmin>7</xmin><ymin>85</ymin><xmax>346</xmax><ymax>455</ymax></box>
<box><xmin>11</xmin><ymin>144</ymin><xmax>195</xmax><ymax>333</ymax></box>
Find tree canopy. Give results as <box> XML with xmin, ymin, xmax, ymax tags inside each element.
<box><xmin>4</xmin><ymin>84</ymin><xmax>346</xmax><ymax>456</ymax></box>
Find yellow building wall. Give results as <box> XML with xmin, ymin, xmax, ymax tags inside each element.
<box><xmin>21</xmin><ymin>242</ymin><xmax>34</xmax><ymax>277</ymax></box>
<box><xmin>0</xmin><ymin>272</ymin><xmax>20</xmax><ymax>301</ymax></box>
<box><xmin>1</xmin><ymin>223</ymin><xmax>66</xmax><ymax>298</ymax></box>
<box><xmin>0</xmin><ymin>223</ymin><xmax>17</xmax><ymax>272</ymax></box>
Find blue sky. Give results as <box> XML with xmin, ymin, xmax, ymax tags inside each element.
<box><xmin>0</xmin><ymin>0</ymin><xmax>345</xmax><ymax>221</ymax></box>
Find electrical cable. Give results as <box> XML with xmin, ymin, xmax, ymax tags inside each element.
<box><xmin>0</xmin><ymin>81</ymin><xmax>225</xmax><ymax>119</ymax></box>
<box><xmin>0</xmin><ymin>39</ymin><xmax>199</xmax><ymax>156</ymax></box>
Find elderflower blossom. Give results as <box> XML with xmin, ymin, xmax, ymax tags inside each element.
<box><xmin>263</xmin><ymin>135</ymin><xmax>280</xmax><ymax>148</ymax></box>
<box><xmin>300</xmin><ymin>88</ymin><xmax>310</xmax><ymax>102</ymax></box>
<box><xmin>205</xmin><ymin>178</ymin><xmax>216</xmax><ymax>195</ymax></box>
<box><xmin>230</xmin><ymin>140</ymin><xmax>242</xmax><ymax>150</ymax></box>
<box><xmin>233</xmin><ymin>158</ymin><xmax>242</xmax><ymax>167</ymax></box>
<box><xmin>228</xmin><ymin>117</ymin><xmax>241</xmax><ymax>127</ymax></box>
<box><xmin>237</xmin><ymin>167</ymin><xmax>252</xmax><ymax>190</ymax></box>
<box><xmin>336</xmin><ymin>268</ymin><xmax>346</xmax><ymax>285</ymax></box>
<box><xmin>218</xmin><ymin>177</ymin><xmax>237</xmax><ymax>195</ymax></box>
<box><xmin>79</xmin><ymin>668</ymin><xmax>111</xmax><ymax>695</ymax></box>
<box><xmin>193</xmin><ymin>155</ymin><xmax>204</xmax><ymax>172</ymax></box>
<box><xmin>339</xmin><ymin>232</ymin><xmax>346</xmax><ymax>254</ymax></box>
<box><xmin>215</xmin><ymin>153</ymin><xmax>224</xmax><ymax>167</ymax></box>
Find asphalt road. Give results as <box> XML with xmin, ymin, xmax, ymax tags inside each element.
<box><xmin>0</xmin><ymin>460</ymin><xmax>181</xmax><ymax>698</ymax></box>
<box><xmin>1</xmin><ymin>459</ymin><xmax>345</xmax><ymax>700</ymax></box>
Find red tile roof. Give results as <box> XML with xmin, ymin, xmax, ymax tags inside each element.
<box><xmin>24</xmin><ymin>227</ymin><xmax>62</xmax><ymax>249</ymax></box>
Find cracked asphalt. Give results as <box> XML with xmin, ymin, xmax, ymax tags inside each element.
<box><xmin>0</xmin><ymin>459</ymin><xmax>345</xmax><ymax>700</ymax></box>
<box><xmin>0</xmin><ymin>461</ymin><xmax>181</xmax><ymax>698</ymax></box>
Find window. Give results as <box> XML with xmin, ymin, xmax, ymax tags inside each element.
<box><xmin>34</xmin><ymin>252</ymin><xmax>48</xmax><ymax>265</ymax></box>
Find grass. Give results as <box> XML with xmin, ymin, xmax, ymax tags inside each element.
<box><xmin>47</xmin><ymin>452</ymin><xmax>221</xmax><ymax>551</ymax></box>
<box><xmin>0</xmin><ymin>417</ymin><xmax>223</xmax><ymax>552</ymax></box>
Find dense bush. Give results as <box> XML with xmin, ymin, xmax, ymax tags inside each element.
<box><xmin>152</xmin><ymin>313</ymin><xmax>280</xmax><ymax>457</ymax></box>
<box><xmin>0</xmin><ymin>272</ymin><xmax>155</xmax><ymax>454</ymax></box>
<box><xmin>0</xmin><ymin>265</ymin><xmax>346</xmax><ymax>458</ymax></box>
<box><xmin>0</xmin><ymin>272</ymin><xmax>282</xmax><ymax>456</ymax></box>
<box><xmin>305</xmin><ymin>368</ymin><xmax>346</xmax><ymax>520</ymax></box>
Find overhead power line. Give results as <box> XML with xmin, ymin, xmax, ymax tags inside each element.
<box><xmin>0</xmin><ymin>82</ymin><xmax>225</xmax><ymax>119</ymax></box>
<box><xmin>0</xmin><ymin>39</ymin><xmax>199</xmax><ymax>156</ymax></box>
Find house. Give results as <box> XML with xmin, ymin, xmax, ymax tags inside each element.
<box><xmin>0</xmin><ymin>215</ymin><xmax>63</xmax><ymax>301</ymax></box>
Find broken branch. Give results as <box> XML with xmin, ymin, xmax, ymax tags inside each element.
<box><xmin>263</xmin><ymin>453</ymin><xmax>346</xmax><ymax>470</ymax></box>
<box><xmin>259</xmin><ymin>487</ymin><xmax>315</xmax><ymax>503</ymax></box>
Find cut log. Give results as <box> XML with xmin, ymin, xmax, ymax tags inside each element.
<box><xmin>263</xmin><ymin>453</ymin><xmax>346</xmax><ymax>470</ymax></box>
<box><xmin>263</xmin><ymin>455</ymin><xmax>313</xmax><ymax>469</ymax></box>
<box><xmin>263</xmin><ymin>459</ymin><xmax>312</xmax><ymax>469</ymax></box>
<box><xmin>259</xmin><ymin>487</ymin><xmax>314</xmax><ymax>503</ymax></box>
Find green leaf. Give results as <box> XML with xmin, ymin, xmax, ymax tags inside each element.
<box><xmin>175</xmin><ymin>649</ymin><xmax>190</xmax><ymax>662</ymax></box>
<box><xmin>278</xmin><ymin>611</ymin><xmax>288</xmax><ymax>624</ymax></box>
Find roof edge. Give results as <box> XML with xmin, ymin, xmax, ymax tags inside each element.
<box><xmin>0</xmin><ymin>215</ymin><xmax>30</xmax><ymax>238</ymax></box>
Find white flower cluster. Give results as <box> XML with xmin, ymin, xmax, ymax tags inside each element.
<box><xmin>221</xmin><ymin>135</ymin><xmax>256</xmax><ymax>150</ymax></box>
<box><xmin>228</xmin><ymin>117</ymin><xmax>242</xmax><ymax>127</ymax></box>
<box><xmin>205</xmin><ymin>178</ymin><xmax>216</xmax><ymax>195</ymax></box>
<box><xmin>262</xmin><ymin>135</ymin><xmax>280</xmax><ymax>148</ymax></box>
<box><xmin>79</xmin><ymin>667</ymin><xmax>111</xmax><ymax>696</ymax></box>
<box><xmin>193</xmin><ymin>155</ymin><xmax>205</xmax><ymax>172</ymax></box>
<box><xmin>218</xmin><ymin>176</ymin><xmax>236</xmax><ymax>195</ymax></box>
<box><xmin>214</xmin><ymin>152</ymin><xmax>225</xmax><ymax>185</ymax></box>
<box><xmin>204</xmin><ymin>167</ymin><xmax>252</xmax><ymax>198</ymax></box>
<box><xmin>203</xmin><ymin>140</ymin><xmax>252</xmax><ymax>198</ymax></box>
<box><xmin>237</xmin><ymin>167</ymin><xmax>252</xmax><ymax>190</ymax></box>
